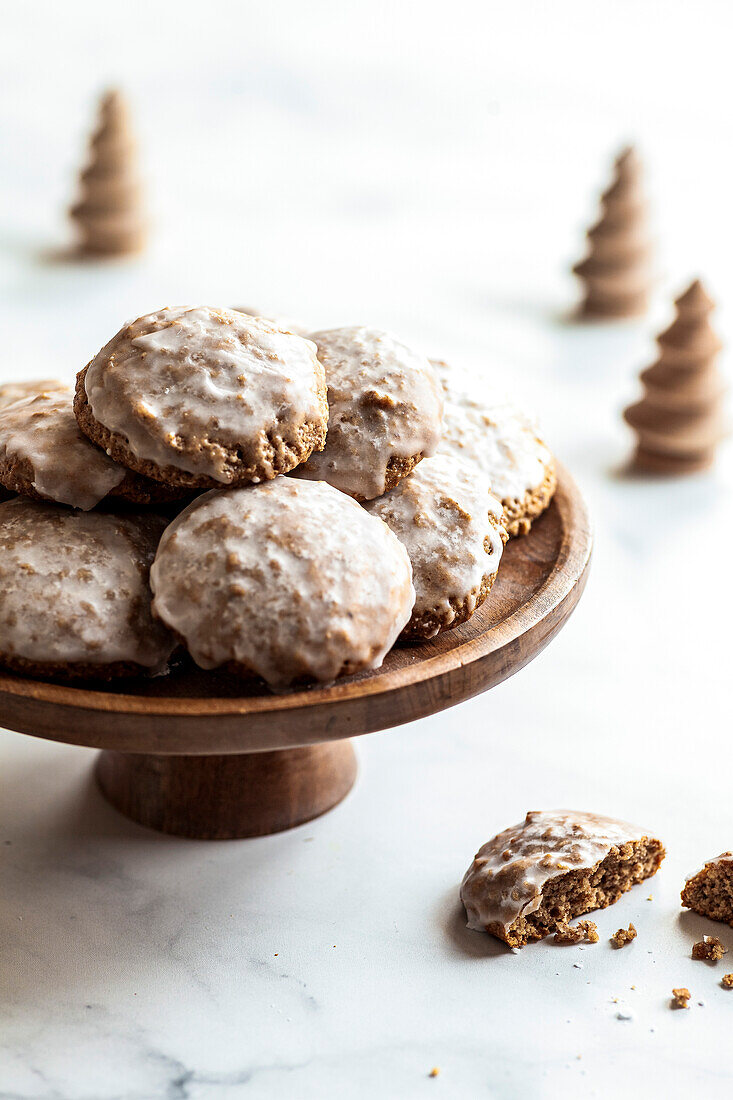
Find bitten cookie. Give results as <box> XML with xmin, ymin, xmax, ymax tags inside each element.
<box><xmin>681</xmin><ymin>853</ymin><xmax>733</xmax><ymax>927</ymax></box>
<box><xmin>150</xmin><ymin>478</ymin><xmax>415</xmax><ymax>691</ymax></box>
<box><xmin>432</xmin><ymin>360</ymin><xmax>556</xmax><ymax>538</ymax></box>
<box><xmin>0</xmin><ymin>386</ymin><xmax>187</xmax><ymax>509</ymax></box>
<box><xmin>295</xmin><ymin>327</ymin><xmax>443</xmax><ymax>500</ymax></box>
<box><xmin>364</xmin><ymin>454</ymin><xmax>505</xmax><ymax>638</ymax></box>
<box><xmin>0</xmin><ymin>498</ymin><xmax>175</xmax><ymax>680</ymax></box>
<box><xmin>460</xmin><ymin>810</ymin><xmax>665</xmax><ymax>947</ymax></box>
<box><xmin>74</xmin><ymin>306</ymin><xmax>329</xmax><ymax>489</ymax></box>
<box><xmin>0</xmin><ymin>379</ymin><xmax>67</xmax><ymax>409</ymax></box>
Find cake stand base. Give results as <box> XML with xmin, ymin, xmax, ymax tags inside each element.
<box><xmin>0</xmin><ymin>468</ymin><xmax>591</xmax><ymax>843</ymax></box>
<box><xmin>95</xmin><ymin>741</ymin><xmax>358</xmax><ymax>839</ymax></box>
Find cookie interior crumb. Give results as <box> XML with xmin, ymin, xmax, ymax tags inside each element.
<box><xmin>554</xmin><ymin>920</ymin><xmax>599</xmax><ymax>945</ymax></box>
<box><xmin>504</xmin><ymin>837</ymin><xmax>661</xmax><ymax>947</ymax></box>
<box><xmin>691</xmin><ymin>935</ymin><xmax>727</xmax><ymax>962</ymax></box>
<box><xmin>721</xmin><ymin>973</ymin><xmax>733</xmax><ymax>989</ymax></box>
<box><xmin>671</xmin><ymin>987</ymin><xmax>691</xmax><ymax>1010</ymax></box>
<box><xmin>611</xmin><ymin>923</ymin><xmax>637</xmax><ymax>948</ymax></box>
<box><xmin>681</xmin><ymin>854</ymin><xmax>733</xmax><ymax>926</ymax></box>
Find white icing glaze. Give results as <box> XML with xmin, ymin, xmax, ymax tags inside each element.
<box><xmin>151</xmin><ymin>478</ymin><xmax>415</xmax><ymax>690</ymax></box>
<box><xmin>0</xmin><ymin>379</ymin><xmax>67</xmax><ymax>410</ymax></box>
<box><xmin>0</xmin><ymin>386</ymin><xmax>126</xmax><ymax>509</ymax></box>
<box><xmin>461</xmin><ymin>810</ymin><xmax>648</xmax><ymax>934</ymax></box>
<box><xmin>432</xmin><ymin>359</ymin><xmax>551</xmax><ymax>503</ymax></box>
<box><xmin>83</xmin><ymin>306</ymin><xmax>327</xmax><ymax>482</ymax></box>
<box><xmin>0</xmin><ymin>498</ymin><xmax>174</xmax><ymax>669</ymax></box>
<box><xmin>295</xmin><ymin>327</ymin><xmax>444</xmax><ymax>500</ymax></box>
<box><xmin>365</xmin><ymin>454</ymin><xmax>504</xmax><ymax>636</ymax></box>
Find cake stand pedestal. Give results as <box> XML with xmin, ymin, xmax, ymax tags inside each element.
<box><xmin>0</xmin><ymin>465</ymin><xmax>591</xmax><ymax>840</ymax></box>
<box><xmin>95</xmin><ymin>743</ymin><xmax>357</xmax><ymax>839</ymax></box>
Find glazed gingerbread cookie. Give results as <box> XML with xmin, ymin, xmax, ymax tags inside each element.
<box><xmin>295</xmin><ymin>327</ymin><xmax>443</xmax><ymax>500</ymax></box>
<box><xmin>151</xmin><ymin>478</ymin><xmax>415</xmax><ymax>691</ymax></box>
<box><xmin>0</xmin><ymin>385</ymin><xmax>187</xmax><ymax>509</ymax></box>
<box><xmin>74</xmin><ymin>306</ymin><xmax>329</xmax><ymax>489</ymax></box>
<box><xmin>0</xmin><ymin>379</ymin><xmax>67</xmax><ymax>409</ymax></box>
<box><xmin>365</xmin><ymin>454</ymin><xmax>505</xmax><ymax>638</ymax></box>
<box><xmin>0</xmin><ymin>498</ymin><xmax>174</xmax><ymax>680</ymax></box>
<box><xmin>460</xmin><ymin>810</ymin><xmax>665</xmax><ymax>948</ymax></box>
<box><xmin>432</xmin><ymin>360</ymin><xmax>556</xmax><ymax>538</ymax></box>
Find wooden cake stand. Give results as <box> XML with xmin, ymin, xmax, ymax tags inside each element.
<box><xmin>0</xmin><ymin>466</ymin><xmax>591</xmax><ymax>840</ymax></box>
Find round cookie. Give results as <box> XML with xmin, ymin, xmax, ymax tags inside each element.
<box><xmin>365</xmin><ymin>454</ymin><xmax>506</xmax><ymax>639</ymax></box>
<box><xmin>460</xmin><ymin>810</ymin><xmax>666</xmax><ymax>948</ymax></box>
<box><xmin>0</xmin><ymin>379</ymin><xmax>67</xmax><ymax>410</ymax></box>
<box><xmin>74</xmin><ymin>306</ymin><xmax>329</xmax><ymax>489</ymax></box>
<box><xmin>0</xmin><ymin>498</ymin><xmax>175</xmax><ymax>680</ymax></box>
<box><xmin>432</xmin><ymin>359</ymin><xmax>556</xmax><ymax>538</ymax></box>
<box><xmin>0</xmin><ymin>386</ymin><xmax>188</xmax><ymax>509</ymax></box>
<box><xmin>150</xmin><ymin>478</ymin><xmax>415</xmax><ymax>691</ymax></box>
<box><xmin>295</xmin><ymin>327</ymin><xmax>444</xmax><ymax>500</ymax></box>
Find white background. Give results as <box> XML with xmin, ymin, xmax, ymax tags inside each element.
<box><xmin>1</xmin><ymin>2</ymin><xmax>733</xmax><ymax>1097</ymax></box>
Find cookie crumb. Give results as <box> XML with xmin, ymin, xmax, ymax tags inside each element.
<box><xmin>691</xmin><ymin>936</ymin><xmax>727</xmax><ymax>962</ymax></box>
<box><xmin>671</xmin><ymin>987</ymin><xmax>691</xmax><ymax>1010</ymax></box>
<box><xmin>428</xmin><ymin>1067</ymin><xmax>440</xmax><ymax>1078</ymax></box>
<box><xmin>611</xmin><ymin>923</ymin><xmax>637</xmax><ymax>948</ymax></box>
<box><xmin>555</xmin><ymin>920</ymin><xmax>599</xmax><ymax>945</ymax></box>
<box><xmin>721</xmin><ymin>974</ymin><xmax>733</xmax><ymax>989</ymax></box>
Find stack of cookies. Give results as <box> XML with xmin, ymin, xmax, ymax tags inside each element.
<box><xmin>0</xmin><ymin>306</ymin><xmax>556</xmax><ymax>691</ymax></box>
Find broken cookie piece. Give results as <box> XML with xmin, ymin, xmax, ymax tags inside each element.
<box><xmin>681</xmin><ymin>853</ymin><xmax>733</xmax><ymax>927</ymax></box>
<box><xmin>554</xmin><ymin>920</ymin><xmax>599</xmax><ymax>944</ymax></box>
<box><xmin>671</xmin><ymin>987</ymin><xmax>691</xmax><ymax>1010</ymax></box>
<box><xmin>691</xmin><ymin>936</ymin><xmax>727</xmax><ymax>962</ymax></box>
<box><xmin>721</xmin><ymin>974</ymin><xmax>733</xmax><ymax>989</ymax></box>
<box><xmin>611</xmin><ymin>924</ymin><xmax>637</xmax><ymax>948</ymax></box>
<box><xmin>460</xmin><ymin>810</ymin><xmax>665</xmax><ymax>948</ymax></box>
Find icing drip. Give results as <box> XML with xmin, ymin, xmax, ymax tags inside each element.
<box><xmin>295</xmin><ymin>326</ymin><xmax>444</xmax><ymax>500</ymax></box>
<box><xmin>151</xmin><ymin>478</ymin><xmax>415</xmax><ymax>690</ymax></box>
<box><xmin>0</xmin><ymin>386</ymin><xmax>126</xmax><ymax>509</ymax></box>
<box><xmin>365</xmin><ymin>455</ymin><xmax>504</xmax><ymax>636</ymax></box>
<box><xmin>83</xmin><ymin>306</ymin><xmax>327</xmax><ymax>482</ymax></box>
<box><xmin>0</xmin><ymin>498</ymin><xmax>173</xmax><ymax>668</ymax></box>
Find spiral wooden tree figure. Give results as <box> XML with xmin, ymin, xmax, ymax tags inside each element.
<box><xmin>573</xmin><ymin>146</ymin><xmax>652</xmax><ymax>319</ymax></box>
<box><xmin>623</xmin><ymin>280</ymin><xmax>726</xmax><ymax>474</ymax></box>
<box><xmin>70</xmin><ymin>89</ymin><xmax>146</xmax><ymax>257</ymax></box>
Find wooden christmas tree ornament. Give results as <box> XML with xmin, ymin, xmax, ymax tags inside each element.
<box><xmin>573</xmin><ymin>146</ymin><xmax>652</xmax><ymax>319</ymax></box>
<box><xmin>623</xmin><ymin>280</ymin><xmax>726</xmax><ymax>474</ymax></box>
<box><xmin>70</xmin><ymin>89</ymin><xmax>147</xmax><ymax>257</ymax></box>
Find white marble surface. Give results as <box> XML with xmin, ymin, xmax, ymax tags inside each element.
<box><xmin>2</xmin><ymin>2</ymin><xmax>733</xmax><ymax>1097</ymax></box>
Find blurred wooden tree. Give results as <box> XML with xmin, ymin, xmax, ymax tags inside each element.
<box><xmin>70</xmin><ymin>89</ymin><xmax>147</xmax><ymax>256</ymax></box>
<box><xmin>573</xmin><ymin>146</ymin><xmax>652</xmax><ymax>319</ymax></box>
<box><xmin>623</xmin><ymin>280</ymin><xmax>726</xmax><ymax>473</ymax></box>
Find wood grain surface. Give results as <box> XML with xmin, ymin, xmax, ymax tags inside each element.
<box><xmin>96</xmin><ymin>741</ymin><xmax>358</xmax><ymax>838</ymax></box>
